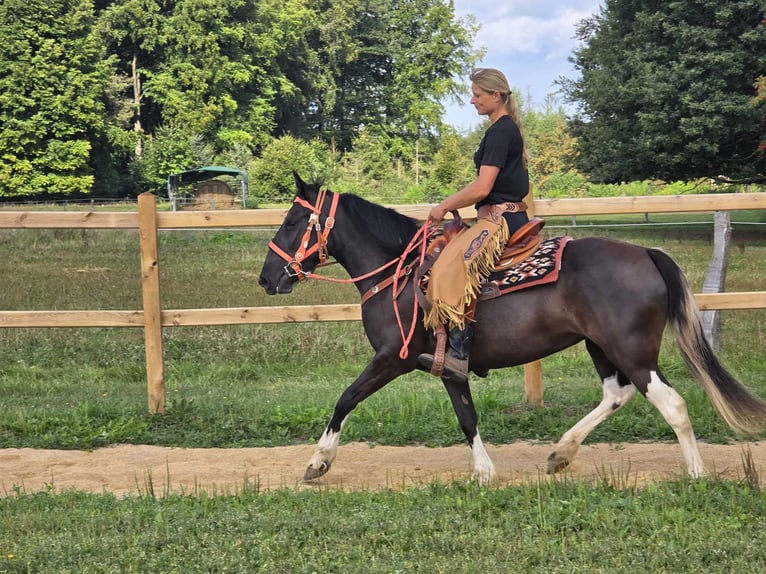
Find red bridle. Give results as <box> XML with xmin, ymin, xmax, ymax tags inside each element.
<box><xmin>267</xmin><ymin>189</ymin><xmax>340</xmax><ymax>281</ymax></box>
<box><xmin>267</xmin><ymin>188</ymin><xmax>437</xmax><ymax>359</ymax></box>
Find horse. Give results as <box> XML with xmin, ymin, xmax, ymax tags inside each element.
<box><xmin>258</xmin><ymin>174</ymin><xmax>766</xmax><ymax>484</ymax></box>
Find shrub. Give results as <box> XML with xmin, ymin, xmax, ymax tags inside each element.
<box><xmin>249</xmin><ymin>135</ymin><xmax>332</xmax><ymax>200</ymax></box>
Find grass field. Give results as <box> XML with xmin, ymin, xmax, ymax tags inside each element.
<box><xmin>1</xmin><ymin>208</ymin><xmax>765</xmax><ymax>572</ymax></box>
<box><xmin>1</xmin><ymin>211</ymin><xmax>764</xmax><ymax>450</ymax></box>
<box><xmin>3</xmin><ymin>478</ymin><xmax>766</xmax><ymax>573</ymax></box>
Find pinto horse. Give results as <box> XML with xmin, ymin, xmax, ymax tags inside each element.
<box><xmin>258</xmin><ymin>175</ymin><xmax>766</xmax><ymax>484</ymax></box>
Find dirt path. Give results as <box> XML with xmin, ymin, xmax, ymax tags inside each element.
<box><xmin>2</xmin><ymin>441</ymin><xmax>765</xmax><ymax>496</ymax></box>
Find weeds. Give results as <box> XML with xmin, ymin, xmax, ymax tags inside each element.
<box><xmin>741</xmin><ymin>446</ymin><xmax>761</xmax><ymax>491</ymax></box>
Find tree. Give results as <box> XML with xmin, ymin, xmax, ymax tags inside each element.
<box><xmin>324</xmin><ymin>0</ymin><xmax>480</xmax><ymax>152</ymax></box>
<box><xmin>0</xmin><ymin>0</ymin><xmax>111</xmax><ymax>196</ymax></box>
<box><xmin>561</xmin><ymin>0</ymin><xmax>766</xmax><ymax>183</ymax></box>
<box><xmin>96</xmin><ymin>0</ymin><xmax>169</xmax><ymax>159</ymax></box>
<box><xmin>525</xmin><ymin>109</ymin><xmax>580</xmax><ymax>191</ymax></box>
<box><xmin>146</xmin><ymin>0</ymin><xmax>288</xmax><ymax>149</ymax></box>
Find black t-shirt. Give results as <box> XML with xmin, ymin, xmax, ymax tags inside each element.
<box><xmin>473</xmin><ymin>115</ymin><xmax>529</xmax><ymax>206</ymax></box>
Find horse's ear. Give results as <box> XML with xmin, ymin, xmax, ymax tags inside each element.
<box><xmin>292</xmin><ymin>171</ymin><xmax>307</xmax><ymax>197</ymax></box>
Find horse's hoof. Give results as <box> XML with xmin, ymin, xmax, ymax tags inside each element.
<box><xmin>303</xmin><ymin>461</ymin><xmax>331</xmax><ymax>481</ymax></box>
<box><xmin>546</xmin><ymin>453</ymin><xmax>570</xmax><ymax>474</ymax></box>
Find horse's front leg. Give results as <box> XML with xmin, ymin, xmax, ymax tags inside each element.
<box><xmin>441</xmin><ymin>377</ymin><xmax>496</xmax><ymax>485</ymax></box>
<box><xmin>304</xmin><ymin>353</ymin><xmax>412</xmax><ymax>481</ymax></box>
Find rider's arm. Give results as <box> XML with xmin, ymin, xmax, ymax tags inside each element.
<box><xmin>428</xmin><ymin>165</ymin><xmax>500</xmax><ymax>224</ymax></box>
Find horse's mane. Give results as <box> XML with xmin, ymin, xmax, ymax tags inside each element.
<box><xmin>339</xmin><ymin>193</ymin><xmax>421</xmax><ymax>257</ymax></box>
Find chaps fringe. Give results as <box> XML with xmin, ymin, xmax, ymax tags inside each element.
<box><xmin>424</xmin><ymin>220</ymin><xmax>508</xmax><ymax>330</ymax></box>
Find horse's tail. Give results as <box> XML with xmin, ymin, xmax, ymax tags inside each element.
<box><xmin>647</xmin><ymin>248</ymin><xmax>766</xmax><ymax>434</ymax></box>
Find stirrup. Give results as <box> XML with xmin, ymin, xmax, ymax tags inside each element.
<box><xmin>418</xmin><ymin>353</ymin><xmax>468</xmax><ymax>384</ymax></box>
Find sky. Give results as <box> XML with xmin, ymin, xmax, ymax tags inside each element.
<box><xmin>443</xmin><ymin>0</ymin><xmax>603</xmax><ymax>129</ymax></box>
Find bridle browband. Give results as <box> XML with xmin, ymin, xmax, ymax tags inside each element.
<box><xmin>267</xmin><ymin>188</ymin><xmax>340</xmax><ymax>281</ymax></box>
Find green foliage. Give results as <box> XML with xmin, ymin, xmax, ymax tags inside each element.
<box><xmin>538</xmin><ymin>171</ymin><xmax>588</xmax><ymax>197</ymax></box>
<box><xmin>350</xmin><ymin>126</ymin><xmax>393</xmax><ymax>182</ymax></box>
<box><xmin>324</xmin><ymin>0</ymin><xmax>480</xmax><ymax>150</ymax></box>
<box><xmin>248</xmin><ymin>135</ymin><xmax>332</xmax><ymax>200</ymax></box>
<box><xmin>131</xmin><ymin>126</ymin><xmax>203</xmax><ymax>194</ymax></box>
<box><xmin>432</xmin><ymin>133</ymin><xmax>469</xmax><ymax>188</ymax></box>
<box><xmin>3</xmin><ymin>479</ymin><xmax>766</xmax><ymax>572</ymax></box>
<box><xmin>0</xmin><ymin>0</ymin><xmax>111</xmax><ymax>196</ymax></box>
<box><xmin>0</xmin><ymin>0</ymin><xmax>481</xmax><ymax>199</ymax></box>
<box><xmin>564</xmin><ymin>0</ymin><xmax>766</xmax><ymax>183</ymax></box>
<box><xmin>526</xmin><ymin>109</ymin><xmax>580</xmax><ymax>189</ymax></box>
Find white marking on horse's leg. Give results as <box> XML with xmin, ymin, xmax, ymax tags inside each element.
<box><xmin>471</xmin><ymin>429</ymin><xmax>496</xmax><ymax>485</ymax></box>
<box><xmin>305</xmin><ymin>416</ymin><xmax>349</xmax><ymax>480</ymax></box>
<box><xmin>548</xmin><ymin>374</ymin><xmax>636</xmax><ymax>473</ymax></box>
<box><xmin>645</xmin><ymin>371</ymin><xmax>705</xmax><ymax>478</ymax></box>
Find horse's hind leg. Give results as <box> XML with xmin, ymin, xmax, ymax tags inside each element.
<box><xmin>547</xmin><ymin>341</ymin><xmax>636</xmax><ymax>474</ymax></box>
<box><xmin>642</xmin><ymin>369</ymin><xmax>705</xmax><ymax>477</ymax></box>
<box><xmin>547</xmin><ymin>374</ymin><xmax>636</xmax><ymax>474</ymax></box>
<box><xmin>441</xmin><ymin>378</ymin><xmax>496</xmax><ymax>485</ymax></box>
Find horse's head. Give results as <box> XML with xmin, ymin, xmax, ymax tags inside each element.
<box><xmin>258</xmin><ymin>172</ymin><xmax>337</xmax><ymax>295</ymax></box>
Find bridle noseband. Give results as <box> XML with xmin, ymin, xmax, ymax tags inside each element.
<box><xmin>267</xmin><ymin>189</ymin><xmax>340</xmax><ymax>281</ymax></box>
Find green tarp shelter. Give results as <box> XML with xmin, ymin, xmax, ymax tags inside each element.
<box><xmin>167</xmin><ymin>166</ymin><xmax>248</xmax><ymax>211</ymax></box>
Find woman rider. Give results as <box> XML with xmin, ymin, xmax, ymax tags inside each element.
<box><xmin>418</xmin><ymin>67</ymin><xmax>531</xmax><ymax>383</ymax></box>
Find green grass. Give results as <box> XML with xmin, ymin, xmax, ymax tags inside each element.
<box><xmin>2</xmin><ymin>478</ymin><xmax>766</xmax><ymax>573</ymax></box>
<box><xmin>0</xmin><ymin>214</ymin><xmax>765</xmax><ymax>450</ymax></box>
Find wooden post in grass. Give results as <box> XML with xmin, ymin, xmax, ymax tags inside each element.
<box><xmin>138</xmin><ymin>193</ymin><xmax>165</xmax><ymax>414</ymax></box>
<box><xmin>523</xmin><ymin>184</ymin><xmax>544</xmax><ymax>406</ymax></box>
<box><xmin>701</xmin><ymin>211</ymin><xmax>731</xmax><ymax>353</ymax></box>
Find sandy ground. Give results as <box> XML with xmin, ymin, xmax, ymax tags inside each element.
<box><xmin>2</xmin><ymin>441</ymin><xmax>766</xmax><ymax>497</ymax></box>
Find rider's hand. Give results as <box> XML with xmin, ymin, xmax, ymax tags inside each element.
<box><xmin>428</xmin><ymin>204</ymin><xmax>447</xmax><ymax>225</ymax></box>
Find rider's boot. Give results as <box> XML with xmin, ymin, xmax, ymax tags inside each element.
<box><xmin>419</xmin><ymin>324</ymin><xmax>473</xmax><ymax>384</ymax></box>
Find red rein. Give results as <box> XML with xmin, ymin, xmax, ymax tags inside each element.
<box><xmin>267</xmin><ymin>191</ymin><xmax>435</xmax><ymax>359</ymax></box>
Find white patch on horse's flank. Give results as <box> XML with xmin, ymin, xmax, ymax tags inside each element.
<box><xmin>645</xmin><ymin>371</ymin><xmax>705</xmax><ymax>477</ymax></box>
<box><xmin>471</xmin><ymin>429</ymin><xmax>496</xmax><ymax>485</ymax></box>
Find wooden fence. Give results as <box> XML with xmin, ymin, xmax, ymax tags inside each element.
<box><xmin>1</xmin><ymin>192</ymin><xmax>765</xmax><ymax>413</ymax></box>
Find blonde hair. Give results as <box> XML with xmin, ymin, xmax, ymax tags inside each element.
<box><xmin>470</xmin><ymin>68</ymin><xmax>529</xmax><ymax>168</ymax></box>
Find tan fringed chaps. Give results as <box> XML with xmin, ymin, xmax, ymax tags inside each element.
<box><xmin>423</xmin><ymin>215</ymin><xmax>509</xmax><ymax>330</ymax></box>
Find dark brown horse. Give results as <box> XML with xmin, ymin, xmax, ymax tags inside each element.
<box><xmin>258</xmin><ymin>175</ymin><xmax>766</xmax><ymax>484</ymax></box>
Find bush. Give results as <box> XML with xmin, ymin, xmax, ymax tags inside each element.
<box><xmin>249</xmin><ymin>135</ymin><xmax>333</xmax><ymax>200</ymax></box>
<box><xmin>538</xmin><ymin>170</ymin><xmax>588</xmax><ymax>198</ymax></box>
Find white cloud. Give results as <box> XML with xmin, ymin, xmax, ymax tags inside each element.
<box><xmin>445</xmin><ymin>1</ymin><xmax>602</xmax><ymax>127</ymax></box>
<box><xmin>477</xmin><ymin>7</ymin><xmax>597</xmax><ymax>59</ymax></box>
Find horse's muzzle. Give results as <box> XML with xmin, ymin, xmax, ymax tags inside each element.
<box><xmin>258</xmin><ymin>273</ymin><xmax>294</xmax><ymax>295</ymax></box>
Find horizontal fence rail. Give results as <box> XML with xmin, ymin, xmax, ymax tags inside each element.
<box><xmin>1</xmin><ymin>192</ymin><xmax>765</xmax><ymax>412</ymax></box>
<box><xmin>4</xmin><ymin>192</ymin><xmax>766</xmax><ymax>229</ymax></box>
<box><xmin>1</xmin><ymin>292</ymin><xmax>764</xmax><ymax>330</ymax></box>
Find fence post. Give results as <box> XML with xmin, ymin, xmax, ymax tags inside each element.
<box><xmin>523</xmin><ymin>184</ymin><xmax>544</xmax><ymax>406</ymax></box>
<box><xmin>701</xmin><ymin>211</ymin><xmax>731</xmax><ymax>352</ymax></box>
<box><xmin>138</xmin><ymin>193</ymin><xmax>165</xmax><ymax>414</ymax></box>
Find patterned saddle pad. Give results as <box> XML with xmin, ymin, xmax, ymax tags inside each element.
<box><xmin>477</xmin><ymin>236</ymin><xmax>571</xmax><ymax>302</ymax></box>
